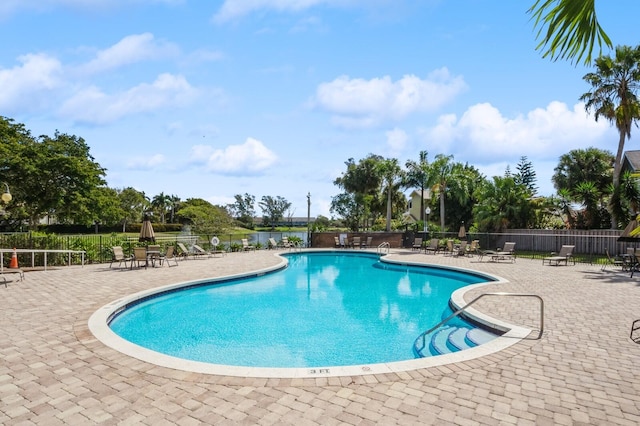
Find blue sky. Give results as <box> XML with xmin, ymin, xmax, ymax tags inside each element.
<box><xmin>1</xmin><ymin>1</ymin><xmax>638</xmax><ymax>218</ymax></box>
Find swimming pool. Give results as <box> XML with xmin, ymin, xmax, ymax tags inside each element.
<box><xmin>106</xmin><ymin>252</ymin><xmax>500</xmax><ymax>369</ymax></box>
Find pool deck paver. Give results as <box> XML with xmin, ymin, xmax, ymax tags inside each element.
<box><xmin>1</xmin><ymin>249</ymin><xmax>640</xmax><ymax>424</ymax></box>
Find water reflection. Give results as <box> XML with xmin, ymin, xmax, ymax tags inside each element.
<box><xmin>111</xmin><ymin>252</ymin><xmax>488</xmax><ymax>367</ymax></box>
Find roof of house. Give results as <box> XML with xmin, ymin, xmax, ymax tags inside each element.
<box><xmin>408</xmin><ymin>189</ymin><xmax>431</xmax><ymax>200</ymax></box>
<box><xmin>622</xmin><ymin>150</ymin><xmax>640</xmax><ymax>172</ymax></box>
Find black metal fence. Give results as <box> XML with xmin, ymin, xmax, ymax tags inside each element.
<box><xmin>0</xmin><ymin>228</ymin><xmax>630</xmax><ymax>267</ymax></box>
<box><xmin>0</xmin><ymin>231</ymin><xmax>309</xmax><ymax>267</ymax></box>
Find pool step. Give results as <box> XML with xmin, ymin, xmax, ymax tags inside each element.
<box><xmin>466</xmin><ymin>328</ymin><xmax>497</xmax><ymax>345</ymax></box>
<box><xmin>428</xmin><ymin>326</ymin><xmax>499</xmax><ymax>356</ymax></box>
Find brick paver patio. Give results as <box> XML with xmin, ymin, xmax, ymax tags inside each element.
<box><xmin>1</xmin><ymin>249</ymin><xmax>639</xmax><ymax>425</ymax></box>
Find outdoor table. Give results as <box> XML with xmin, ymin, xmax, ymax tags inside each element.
<box><xmin>146</xmin><ymin>250</ymin><xmax>162</xmax><ymax>267</ymax></box>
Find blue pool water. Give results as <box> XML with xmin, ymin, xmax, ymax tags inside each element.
<box><xmin>109</xmin><ymin>252</ymin><xmax>493</xmax><ymax>368</ymax></box>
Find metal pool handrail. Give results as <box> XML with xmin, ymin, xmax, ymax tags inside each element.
<box><xmin>413</xmin><ymin>292</ymin><xmax>544</xmax><ymax>357</ymax></box>
<box><xmin>377</xmin><ymin>242</ymin><xmax>390</xmax><ymax>254</ymax></box>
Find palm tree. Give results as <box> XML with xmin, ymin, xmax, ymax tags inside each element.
<box><xmin>168</xmin><ymin>194</ymin><xmax>181</xmax><ymax>223</ymax></box>
<box><xmin>580</xmin><ymin>45</ymin><xmax>640</xmax><ymax>228</ymax></box>
<box><xmin>151</xmin><ymin>192</ymin><xmax>171</xmax><ymax>223</ymax></box>
<box><xmin>404</xmin><ymin>151</ymin><xmax>431</xmax><ymax>226</ymax></box>
<box><xmin>334</xmin><ymin>156</ymin><xmax>383</xmax><ymax>231</ymax></box>
<box><xmin>378</xmin><ymin>158</ymin><xmax>404</xmax><ymax>232</ymax></box>
<box><xmin>529</xmin><ymin>0</ymin><xmax>611</xmax><ymax>65</ymax></box>
<box><xmin>552</xmin><ymin>148</ymin><xmax>613</xmax><ymax>196</ymax></box>
<box><xmin>473</xmin><ymin>176</ymin><xmax>534</xmax><ymax>232</ymax></box>
<box><xmin>430</xmin><ymin>155</ymin><xmax>471</xmax><ymax>231</ymax></box>
<box><xmin>430</xmin><ymin>155</ymin><xmax>452</xmax><ymax>231</ymax></box>
<box><xmin>573</xmin><ymin>181</ymin><xmax>600</xmax><ymax>229</ymax></box>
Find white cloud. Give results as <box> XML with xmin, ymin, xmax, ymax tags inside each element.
<box><xmin>213</xmin><ymin>0</ymin><xmax>327</xmax><ymax>23</ymax></box>
<box><xmin>425</xmin><ymin>101</ymin><xmax>612</xmax><ymax>163</ymax></box>
<box><xmin>58</xmin><ymin>73</ymin><xmax>198</xmax><ymax>124</ymax></box>
<box><xmin>0</xmin><ymin>53</ymin><xmax>63</xmax><ymax>111</ymax></box>
<box><xmin>190</xmin><ymin>137</ymin><xmax>278</xmax><ymax>175</ymax></box>
<box><xmin>79</xmin><ymin>33</ymin><xmax>180</xmax><ymax>75</ymax></box>
<box><xmin>312</xmin><ymin>68</ymin><xmax>467</xmax><ymax>128</ymax></box>
<box><xmin>126</xmin><ymin>154</ymin><xmax>166</xmax><ymax>170</ymax></box>
<box><xmin>207</xmin><ymin>195</ymin><xmax>236</xmax><ymax>206</ymax></box>
<box><xmin>385</xmin><ymin>127</ymin><xmax>408</xmax><ymax>156</ymax></box>
<box><xmin>0</xmin><ymin>0</ymin><xmax>183</xmax><ymax>18</ymax></box>
<box><xmin>184</xmin><ymin>48</ymin><xmax>225</xmax><ymax>66</ymax></box>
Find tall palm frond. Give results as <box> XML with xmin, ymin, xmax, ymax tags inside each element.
<box><xmin>528</xmin><ymin>0</ymin><xmax>611</xmax><ymax>65</ymax></box>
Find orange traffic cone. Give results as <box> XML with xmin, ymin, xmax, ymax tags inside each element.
<box><xmin>9</xmin><ymin>248</ymin><xmax>18</xmax><ymax>269</ymax></box>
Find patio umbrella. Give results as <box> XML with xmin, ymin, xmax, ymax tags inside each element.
<box><xmin>617</xmin><ymin>216</ymin><xmax>640</xmax><ymax>243</ymax></box>
<box><xmin>458</xmin><ymin>221</ymin><xmax>466</xmax><ymax>240</ymax></box>
<box><xmin>139</xmin><ymin>215</ymin><xmax>156</xmax><ymax>243</ymax></box>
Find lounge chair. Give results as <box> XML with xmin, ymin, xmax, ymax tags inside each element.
<box><xmin>159</xmin><ymin>246</ymin><xmax>179</xmax><ymax>267</ymax></box>
<box><xmin>192</xmin><ymin>244</ymin><xmax>212</xmax><ymax>258</ymax></box>
<box><xmin>601</xmin><ymin>248</ymin><xmax>625</xmax><ymax>271</ymax></box>
<box><xmin>268</xmin><ymin>238</ymin><xmax>279</xmax><ymax>249</ymax></box>
<box><xmin>109</xmin><ymin>246</ymin><xmax>130</xmax><ymax>268</ymax></box>
<box><xmin>424</xmin><ymin>239</ymin><xmax>440</xmax><ymax>254</ymax></box>
<box><xmin>334</xmin><ymin>236</ymin><xmax>343</xmax><ymax>248</ymax></box>
<box><xmin>542</xmin><ymin>245</ymin><xmax>574</xmax><ymax>266</ymax></box>
<box><xmin>492</xmin><ymin>242</ymin><xmax>516</xmax><ymax>262</ymax></box>
<box><xmin>412</xmin><ymin>237</ymin><xmax>423</xmax><ymax>251</ymax></box>
<box><xmin>242</xmin><ymin>238</ymin><xmax>256</xmax><ymax>252</ymax></box>
<box><xmin>479</xmin><ymin>242</ymin><xmax>516</xmax><ymax>262</ymax></box>
<box><xmin>177</xmin><ymin>242</ymin><xmax>191</xmax><ymax>260</ymax></box>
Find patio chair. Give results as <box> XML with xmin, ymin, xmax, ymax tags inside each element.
<box><xmin>109</xmin><ymin>246</ymin><xmax>130</xmax><ymax>268</ymax></box>
<box><xmin>132</xmin><ymin>247</ymin><xmax>148</xmax><ymax>269</ymax></box>
<box><xmin>268</xmin><ymin>238</ymin><xmax>279</xmax><ymax>250</ymax></box>
<box><xmin>334</xmin><ymin>236</ymin><xmax>343</xmax><ymax>248</ymax></box>
<box><xmin>281</xmin><ymin>237</ymin><xmax>294</xmax><ymax>249</ymax></box>
<box><xmin>601</xmin><ymin>248</ymin><xmax>625</xmax><ymax>271</ymax></box>
<box><xmin>350</xmin><ymin>236</ymin><xmax>360</xmax><ymax>249</ymax></box>
<box><xmin>453</xmin><ymin>241</ymin><xmax>468</xmax><ymax>256</ymax></box>
<box><xmin>542</xmin><ymin>245</ymin><xmax>575</xmax><ymax>266</ymax></box>
<box><xmin>466</xmin><ymin>240</ymin><xmax>480</xmax><ymax>257</ymax></box>
<box><xmin>412</xmin><ymin>237</ymin><xmax>423</xmax><ymax>251</ymax></box>
<box><xmin>242</xmin><ymin>238</ymin><xmax>256</xmax><ymax>252</ymax></box>
<box><xmin>361</xmin><ymin>236</ymin><xmax>373</xmax><ymax>249</ymax></box>
<box><xmin>159</xmin><ymin>246</ymin><xmax>179</xmax><ymax>267</ymax></box>
<box><xmin>424</xmin><ymin>239</ymin><xmax>440</xmax><ymax>254</ymax></box>
<box><xmin>444</xmin><ymin>239</ymin><xmax>454</xmax><ymax>256</ymax></box>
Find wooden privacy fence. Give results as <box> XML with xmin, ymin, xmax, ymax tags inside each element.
<box><xmin>469</xmin><ymin>229</ymin><xmax>628</xmax><ymax>256</ymax></box>
<box><xmin>413</xmin><ymin>229</ymin><xmax>631</xmax><ymax>258</ymax></box>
